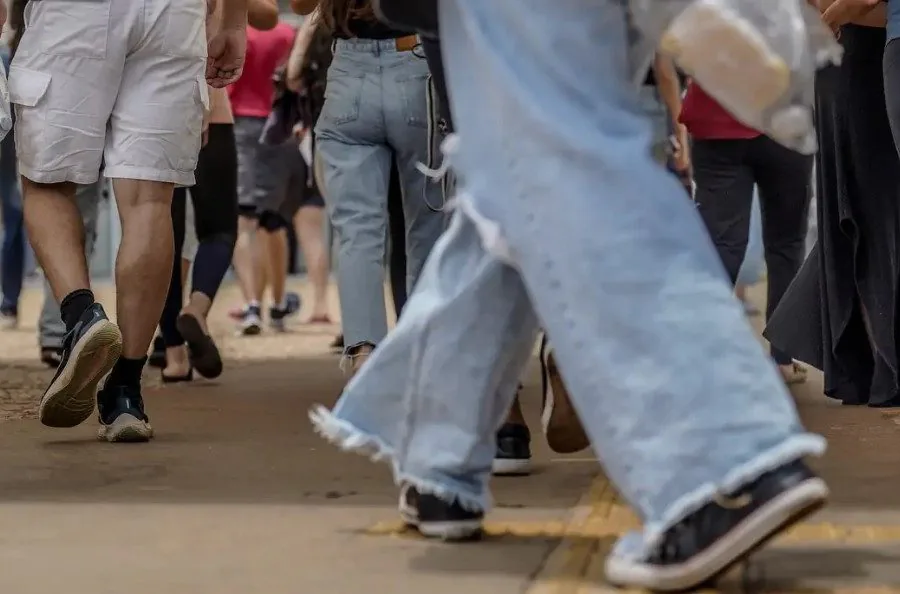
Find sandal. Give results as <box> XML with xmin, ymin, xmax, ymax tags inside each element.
<box><xmin>176</xmin><ymin>313</ymin><xmax>223</xmax><ymax>379</ymax></box>
<box><xmin>161</xmin><ymin>368</ymin><xmax>194</xmax><ymax>384</ymax></box>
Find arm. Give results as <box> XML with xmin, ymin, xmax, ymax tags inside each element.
<box><xmin>291</xmin><ymin>0</ymin><xmax>320</xmax><ymax>16</ymax></box>
<box><xmin>286</xmin><ymin>11</ymin><xmax>319</xmax><ymax>91</ymax></box>
<box><xmin>652</xmin><ymin>54</ymin><xmax>690</xmax><ymax>172</ymax></box>
<box><xmin>853</xmin><ymin>2</ymin><xmax>886</xmax><ymax>26</ymax></box>
<box><xmin>248</xmin><ymin>0</ymin><xmax>279</xmax><ymax>30</ymax></box>
<box><xmin>220</xmin><ymin>0</ymin><xmax>249</xmax><ymax>31</ymax></box>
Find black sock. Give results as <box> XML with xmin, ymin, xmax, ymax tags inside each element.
<box><xmin>106</xmin><ymin>356</ymin><xmax>147</xmax><ymax>388</ymax></box>
<box><xmin>60</xmin><ymin>289</ymin><xmax>95</xmax><ymax>332</ymax></box>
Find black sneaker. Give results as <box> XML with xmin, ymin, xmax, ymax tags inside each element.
<box><xmin>604</xmin><ymin>459</ymin><xmax>828</xmax><ymax>591</ymax></box>
<box><xmin>97</xmin><ymin>383</ymin><xmax>153</xmax><ymax>442</ymax></box>
<box><xmin>40</xmin><ymin>303</ymin><xmax>122</xmax><ymax>428</ymax></box>
<box><xmin>148</xmin><ymin>335</ymin><xmax>166</xmax><ymax>369</ymax></box>
<box><xmin>269</xmin><ymin>292</ymin><xmax>301</xmax><ymax>332</ymax></box>
<box><xmin>398</xmin><ymin>483</ymin><xmax>484</xmax><ymax>541</ymax></box>
<box><xmin>492</xmin><ymin>423</ymin><xmax>532</xmax><ymax>476</ymax></box>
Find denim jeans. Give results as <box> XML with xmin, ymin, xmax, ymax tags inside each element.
<box><xmin>0</xmin><ymin>46</ymin><xmax>24</xmax><ymax>313</ymax></box>
<box><xmin>312</xmin><ymin>0</ymin><xmax>825</xmax><ymax>561</ymax></box>
<box><xmin>38</xmin><ymin>180</ymin><xmax>102</xmax><ymax>347</ymax></box>
<box><xmin>315</xmin><ymin>39</ymin><xmax>446</xmax><ymax>351</ymax></box>
<box><xmin>736</xmin><ymin>188</ymin><xmax>765</xmax><ymax>286</ymax></box>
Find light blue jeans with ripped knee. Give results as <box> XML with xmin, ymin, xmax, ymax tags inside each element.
<box><xmin>311</xmin><ymin>0</ymin><xmax>825</xmax><ymax>561</ymax></box>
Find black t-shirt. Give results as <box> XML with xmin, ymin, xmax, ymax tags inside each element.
<box><xmin>333</xmin><ymin>0</ymin><xmax>413</xmax><ymax>39</ymax></box>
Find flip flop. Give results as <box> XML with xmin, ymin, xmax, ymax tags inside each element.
<box><xmin>176</xmin><ymin>314</ymin><xmax>223</xmax><ymax>379</ymax></box>
<box><xmin>161</xmin><ymin>368</ymin><xmax>194</xmax><ymax>384</ymax></box>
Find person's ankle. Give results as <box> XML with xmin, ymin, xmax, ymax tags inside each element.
<box><xmin>106</xmin><ymin>355</ymin><xmax>147</xmax><ymax>387</ymax></box>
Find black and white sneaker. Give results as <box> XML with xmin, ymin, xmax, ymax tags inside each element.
<box><xmin>97</xmin><ymin>383</ymin><xmax>153</xmax><ymax>443</ymax></box>
<box><xmin>399</xmin><ymin>483</ymin><xmax>484</xmax><ymax>541</ymax></box>
<box><xmin>239</xmin><ymin>305</ymin><xmax>262</xmax><ymax>336</ymax></box>
<box><xmin>604</xmin><ymin>459</ymin><xmax>828</xmax><ymax>592</ymax></box>
<box><xmin>39</xmin><ymin>303</ymin><xmax>122</xmax><ymax>428</ymax></box>
<box><xmin>269</xmin><ymin>292</ymin><xmax>301</xmax><ymax>332</ymax></box>
<box><xmin>492</xmin><ymin>423</ymin><xmax>532</xmax><ymax>476</ymax></box>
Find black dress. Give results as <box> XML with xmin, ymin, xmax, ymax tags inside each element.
<box><xmin>765</xmin><ymin>25</ymin><xmax>900</xmax><ymax>406</ymax></box>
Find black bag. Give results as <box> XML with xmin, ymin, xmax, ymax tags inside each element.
<box><xmin>371</xmin><ymin>0</ymin><xmax>438</xmax><ymax>38</ymax></box>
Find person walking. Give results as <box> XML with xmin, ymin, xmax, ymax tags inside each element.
<box><xmin>8</xmin><ymin>0</ymin><xmax>247</xmax><ymax>441</ymax></box>
<box><xmin>310</xmin><ymin>0</ymin><xmax>829</xmax><ymax>591</ymax></box>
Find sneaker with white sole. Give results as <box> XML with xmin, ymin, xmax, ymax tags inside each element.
<box><xmin>399</xmin><ymin>483</ymin><xmax>484</xmax><ymax>542</ymax></box>
<box><xmin>97</xmin><ymin>383</ymin><xmax>153</xmax><ymax>443</ymax></box>
<box><xmin>604</xmin><ymin>459</ymin><xmax>828</xmax><ymax>591</ymax></box>
<box><xmin>40</xmin><ymin>303</ymin><xmax>122</xmax><ymax>428</ymax></box>
<box><xmin>239</xmin><ymin>305</ymin><xmax>262</xmax><ymax>336</ymax></box>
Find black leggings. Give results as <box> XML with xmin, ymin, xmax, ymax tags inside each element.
<box><xmin>693</xmin><ymin>135</ymin><xmax>812</xmax><ymax>364</ymax></box>
<box><xmin>387</xmin><ymin>159</ymin><xmax>407</xmax><ymax>316</ymax></box>
<box><xmin>161</xmin><ymin>123</ymin><xmax>239</xmax><ymax>347</ymax></box>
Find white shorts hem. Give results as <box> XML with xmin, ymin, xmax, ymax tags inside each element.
<box><xmin>103</xmin><ymin>165</ymin><xmax>195</xmax><ymax>187</ymax></box>
<box><xmin>18</xmin><ymin>165</ymin><xmax>99</xmax><ymax>186</ymax></box>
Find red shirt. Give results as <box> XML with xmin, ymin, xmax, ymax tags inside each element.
<box><xmin>228</xmin><ymin>23</ymin><xmax>296</xmax><ymax>118</ymax></box>
<box><xmin>679</xmin><ymin>82</ymin><xmax>760</xmax><ymax>140</ymax></box>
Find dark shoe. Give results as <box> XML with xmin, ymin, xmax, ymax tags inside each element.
<box><xmin>176</xmin><ymin>313</ymin><xmax>223</xmax><ymax>379</ymax></box>
<box><xmin>97</xmin><ymin>383</ymin><xmax>153</xmax><ymax>442</ymax></box>
<box><xmin>39</xmin><ymin>346</ymin><xmax>63</xmax><ymax>368</ymax></box>
<box><xmin>492</xmin><ymin>423</ymin><xmax>532</xmax><ymax>476</ymax></box>
<box><xmin>399</xmin><ymin>483</ymin><xmax>484</xmax><ymax>541</ymax></box>
<box><xmin>0</xmin><ymin>304</ymin><xmax>17</xmax><ymax>329</ymax></box>
<box><xmin>40</xmin><ymin>303</ymin><xmax>122</xmax><ymax>428</ymax></box>
<box><xmin>540</xmin><ymin>335</ymin><xmax>590</xmax><ymax>454</ymax></box>
<box><xmin>239</xmin><ymin>305</ymin><xmax>262</xmax><ymax>336</ymax></box>
<box><xmin>329</xmin><ymin>333</ymin><xmax>344</xmax><ymax>352</ymax></box>
<box><xmin>269</xmin><ymin>291</ymin><xmax>301</xmax><ymax>332</ymax></box>
<box><xmin>148</xmin><ymin>335</ymin><xmax>166</xmax><ymax>369</ymax></box>
<box><xmin>161</xmin><ymin>368</ymin><xmax>194</xmax><ymax>383</ymax></box>
<box><xmin>604</xmin><ymin>460</ymin><xmax>828</xmax><ymax>591</ymax></box>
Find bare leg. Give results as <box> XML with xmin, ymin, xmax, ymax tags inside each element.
<box><xmin>232</xmin><ymin>214</ymin><xmax>258</xmax><ymax>305</ymax></box>
<box><xmin>23</xmin><ymin>180</ymin><xmax>88</xmax><ymax>301</ymax></box>
<box><xmin>162</xmin><ymin>256</ymin><xmax>193</xmax><ymax>378</ymax></box>
<box><xmin>253</xmin><ymin>226</ymin><xmax>268</xmax><ymax>304</ymax></box>
<box><xmin>294</xmin><ymin>206</ymin><xmax>330</xmax><ymax>319</ymax></box>
<box><xmin>112</xmin><ymin>178</ymin><xmax>174</xmax><ymax>359</ymax></box>
<box><xmin>264</xmin><ymin>228</ymin><xmax>289</xmax><ymax>307</ymax></box>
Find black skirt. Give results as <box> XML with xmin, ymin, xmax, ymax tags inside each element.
<box><xmin>765</xmin><ymin>25</ymin><xmax>900</xmax><ymax>406</ymax></box>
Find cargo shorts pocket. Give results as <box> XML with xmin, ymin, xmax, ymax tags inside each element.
<box><xmin>31</xmin><ymin>0</ymin><xmax>111</xmax><ymax>60</ymax></box>
<box><xmin>8</xmin><ymin>67</ymin><xmax>51</xmax><ymax>162</ymax></box>
<box><xmin>163</xmin><ymin>0</ymin><xmax>207</xmax><ymax>58</ymax></box>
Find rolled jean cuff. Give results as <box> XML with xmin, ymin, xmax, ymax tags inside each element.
<box><xmin>611</xmin><ymin>432</ymin><xmax>827</xmax><ymax>562</ymax></box>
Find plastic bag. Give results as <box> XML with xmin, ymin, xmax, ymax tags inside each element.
<box><xmin>0</xmin><ymin>58</ymin><xmax>12</xmax><ymax>143</ymax></box>
<box><xmin>629</xmin><ymin>0</ymin><xmax>842</xmax><ymax>154</ymax></box>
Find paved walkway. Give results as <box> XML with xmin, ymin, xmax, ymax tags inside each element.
<box><xmin>0</xmin><ymin>280</ymin><xmax>897</xmax><ymax>593</ymax></box>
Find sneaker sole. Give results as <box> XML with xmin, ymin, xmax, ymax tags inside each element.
<box><xmin>40</xmin><ymin>321</ymin><xmax>122</xmax><ymax>428</ymax></box>
<box><xmin>98</xmin><ymin>413</ymin><xmax>153</xmax><ymax>443</ymax></box>
<box><xmin>416</xmin><ymin>520</ymin><xmax>484</xmax><ymax>542</ymax></box>
<box><xmin>492</xmin><ymin>457</ymin><xmax>532</xmax><ymax>476</ymax></box>
<box><xmin>240</xmin><ymin>322</ymin><xmax>262</xmax><ymax>336</ymax></box>
<box><xmin>604</xmin><ymin>478</ymin><xmax>829</xmax><ymax>591</ymax></box>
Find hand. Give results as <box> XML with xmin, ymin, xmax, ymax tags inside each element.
<box><xmin>206</xmin><ymin>26</ymin><xmax>247</xmax><ymax>88</ymax></box>
<box><xmin>821</xmin><ymin>0</ymin><xmax>879</xmax><ymax>33</ymax></box>
<box><xmin>292</xmin><ymin>123</ymin><xmax>307</xmax><ymax>140</ymax></box>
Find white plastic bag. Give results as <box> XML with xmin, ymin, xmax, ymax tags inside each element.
<box><xmin>0</xmin><ymin>58</ymin><xmax>12</xmax><ymax>143</ymax></box>
<box><xmin>629</xmin><ymin>0</ymin><xmax>842</xmax><ymax>154</ymax></box>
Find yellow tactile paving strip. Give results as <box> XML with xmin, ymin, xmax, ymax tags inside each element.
<box><xmin>366</xmin><ymin>474</ymin><xmax>900</xmax><ymax>592</ymax></box>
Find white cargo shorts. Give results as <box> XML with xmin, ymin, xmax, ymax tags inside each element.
<box><xmin>9</xmin><ymin>0</ymin><xmax>209</xmax><ymax>186</ymax></box>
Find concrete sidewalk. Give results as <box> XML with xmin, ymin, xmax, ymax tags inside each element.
<box><xmin>0</xmin><ymin>280</ymin><xmax>897</xmax><ymax>593</ymax></box>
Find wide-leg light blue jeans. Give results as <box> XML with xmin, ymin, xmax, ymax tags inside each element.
<box><xmin>312</xmin><ymin>0</ymin><xmax>825</xmax><ymax>561</ymax></box>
